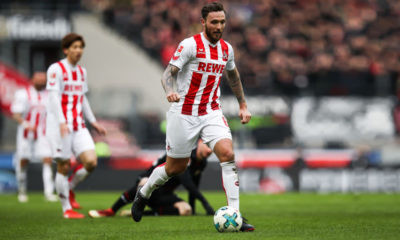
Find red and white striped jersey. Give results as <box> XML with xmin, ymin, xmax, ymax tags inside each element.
<box><xmin>169</xmin><ymin>32</ymin><xmax>235</xmax><ymax>116</ymax></box>
<box><xmin>46</xmin><ymin>58</ymin><xmax>88</xmax><ymax>131</ymax></box>
<box><xmin>11</xmin><ymin>86</ymin><xmax>48</xmax><ymax>139</ymax></box>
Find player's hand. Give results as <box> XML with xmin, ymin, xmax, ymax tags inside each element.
<box><xmin>239</xmin><ymin>104</ymin><xmax>251</xmax><ymax>124</ymax></box>
<box><xmin>166</xmin><ymin>92</ymin><xmax>180</xmax><ymax>102</ymax></box>
<box><xmin>91</xmin><ymin>121</ymin><xmax>107</xmax><ymax>135</ymax></box>
<box><xmin>60</xmin><ymin>123</ymin><xmax>69</xmax><ymax>137</ymax></box>
<box><xmin>22</xmin><ymin>121</ymin><xmax>36</xmax><ymax>132</ymax></box>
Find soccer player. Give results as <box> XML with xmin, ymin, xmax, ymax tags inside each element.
<box><xmin>132</xmin><ymin>2</ymin><xmax>255</xmax><ymax>231</ymax></box>
<box><xmin>46</xmin><ymin>33</ymin><xmax>106</xmax><ymax>219</ymax></box>
<box><xmin>88</xmin><ymin>141</ymin><xmax>214</xmax><ymax>218</ymax></box>
<box><xmin>11</xmin><ymin>72</ymin><xmax>57</xmax><ymax>203</ymax></box>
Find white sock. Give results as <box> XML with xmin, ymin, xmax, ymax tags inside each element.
<box><xmin>69</xmin><ymin>166</ymin><xmax>89</xmax><ymax>190</ymax></box>
<box><xmin>55</xmin><ymin>172</ymin><xmax>71</xmax><ymax>212</ymax></box>
<box><xmin>140</xmin><ymin>166</ymin><xmax>170</xmax><ymax>199</ymax></box>
<box><xmin>42</xmin><ymin>164</ymin><xmax>55</xmax><ymax>196</ymax></box>
<box><xmin>220</xmin><ymin>161</ymin><xmax>240</xmax><ymax>210</ymax></box>
<box><xmin>16</xmin><ymin>163</ymin><xmax>27</xmax><ymax>195</ymax></box>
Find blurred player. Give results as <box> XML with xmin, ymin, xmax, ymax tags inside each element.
<box><xmin>11</xmin><ymin>72</ymin><xmax>57</xmax><ymax>203</ymax></box>
<box><xmin>132</xmin><ymin>2</ymin><xmax>254</xmax><ymax>231</ymax></box>
<box><xmin>88</xmin><ymin>141</ymin><xmax>214</xmax><ymax>218</ymax></box>
<box><xmin>46</xmin><ymin>33</ymin><xmax>106</xmax><ymax>219</ymax></box>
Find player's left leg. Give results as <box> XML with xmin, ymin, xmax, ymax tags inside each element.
<box><xmin>69</xmin><ymin>129</ymin><xmax>97</xmax><ymax>209</ymax></box>
<box><xmin>202</xmin><ymin>110</ymin><xmax>254</xmax><ymax>231</ymax></box>
<box><xmin>42</xmin><ymin>157</ymin><xmax>57</xmax><ymax>202</ymax></box>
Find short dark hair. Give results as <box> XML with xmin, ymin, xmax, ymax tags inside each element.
<box><xmin>61</xmin><ymin>33</ymin><xmax>85</xmax><ymax>50</ymax></box>
<box><xmin>201</xmin><ymin>2</ymin><xmax>225</xmax><ymax>20</ymax></box>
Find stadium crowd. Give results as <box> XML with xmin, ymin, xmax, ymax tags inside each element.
<box><xmin>84</xmin><ymin>0</ymin><xmax>400</xmax><ymax>97</ymax></box>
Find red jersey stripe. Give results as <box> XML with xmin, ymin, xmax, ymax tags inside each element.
<box><xmin>182</xmin><ymin>72</ymin><xmax>203</xmax><ymax>115</ymax></box>
<box><xmin>198</xmin><ymin>75</ymin><xmax>216</xmax><ymax>116</ymax></box>
<box><xmin>61</xmin><ymin>94</ymin><xmax>69</xmax><ymax>123</ymax></box>
<box><xmin>26</xmin><ymin>87</ymin><xmax>31</xmax><ymax>101</ymax></box>
<box><xmin>57</xmin><ymin>62</ymin><xmax>68</xmax><ymax>81</ymax></box>
<box><xmin>209</xmin><ymin>45</ymin><xmax>218</xmax><ymax>60</ymax></box>
<box><xmin>78</xmin><ymin>65</ymin><xmax>85</xmax><ymax>82</ymax></box>
<box><xmin>80</xmin><ymin>95</ymin><xmax>85</xmax><ymax>128</ymax></box>
<box><xmin>33</xmin><ymin>112</ymin><xmax>40</xmax><ymax>139</ymax></box>
<box><xmin>72</xmin><ymin>95</ymin><xmax>79</xmax><ymax>131</ymax></box>
<box><xmin>193</xmin><ymin>34</ymin><xmax>206</xmax><ymax>59</ymax></box>
<box><xmin>219</xmin><ymin>39</ymin><xmax>229</xmax><ymax>62</ymax></box>
<box><xmin>23</xmin><ymin>111</ymin><xmax>32</xmax><ymax>138</ymax></box>
<box><xmin>211</xmin><ymin>76</ymin><xmax>221</xmax><ymax>110</ymax></box>
<box><xmin>72</xmin><ymin>71</ymin><xmax>77</xmax><ymax>81</ymax></box>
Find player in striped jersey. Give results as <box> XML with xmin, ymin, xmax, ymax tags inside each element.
<box><xmin>132</xmin><ymin>2</ymin><xmax>254</xmax><ymax>231</ymax></box>
<box><xmin>11</xmin><ymin>72</ymin><xmax>57</xmax><ymax>203</ymax></box>
<box><xmin>46</xmin><ymin>33</ymin><xmax>106</xmax><ymax>219</ymax></box>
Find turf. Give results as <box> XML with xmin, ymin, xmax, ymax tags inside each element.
<box><xmin>1</xmin><ymin>192</ymin><xmax>400</xmax><ymax>240</ymax></box>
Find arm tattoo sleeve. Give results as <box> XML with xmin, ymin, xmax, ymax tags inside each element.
<box><xmin>226</xmin><ymin>68</ymin><xmax>246</xmax><ymax>104</ymax></box>
<box><xmin>161</xmin><ymin>64</ymin><xmax>180</xmax><ymax>94</ymax></box>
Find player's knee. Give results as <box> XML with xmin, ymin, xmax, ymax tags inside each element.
<box><xmin>83</xmin><ymin>159</ymin><xmax>97</xmax><ymax>172</ymax></box>
<box><xmin>57</xmin><ymin>161</ymin><xmax>70</xmax><ymax>175</ymax></box>
<box><xmin>218</xmin><ymin>149</ymin><xmax>235</xmax><ymax>163</ymax></box>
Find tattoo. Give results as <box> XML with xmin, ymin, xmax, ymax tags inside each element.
<box><xmin>161</xmin><ymin>64</ymin><xmax>179</xmax><ymax>94</ymax></box>
<box><xmin>226</xmin><ymin>68</ymin><xmax>245</xmax><ymax>104</ymax></box>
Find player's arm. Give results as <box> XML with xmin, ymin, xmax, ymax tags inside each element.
<box><xmin>225</xmin><ymin>67</ymin><xmax>251</xmax><ymax>124</ymax></box>
<box><xmin>11</xmin><ymin>90</ymin><xmax>35</xmax><ymax>131</ymax></box>
<box><xmin>82</xmin><ymin>95</ymin><xmax>106</xmax><ymax>135</ymax></box>
<box><xmin>161</xmin><ymin>64</ymin><xmax>180</xmax><ymax>102</ymax></box>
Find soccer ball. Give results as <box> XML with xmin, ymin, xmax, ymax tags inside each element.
<box><xmin>213</xmin><ymin>206</ymin><xmax>242</xmax><ymax>232</ymax></box>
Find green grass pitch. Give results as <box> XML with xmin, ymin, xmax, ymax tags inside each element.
<box><xmin>1</xmin><ymin>192</ymin><xmax>400</xmax><ymax>240</ymax></box>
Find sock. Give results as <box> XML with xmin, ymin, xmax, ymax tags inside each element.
<box><xmin>42</xmin><ymin>164</ymin><xmax>55</xmax><ymax>196</ymax></box>
<box><xmin>111</xmin><ymin>190</ymin><xmax>133</xmax><ymax>213</ymax></box>
<box><xmin>69</xmin><ymin>166</ymin><xmax>89</xmax><ymax>190</ymax></box>
<box><xmin>140</xmin><ymin>166</ymin><xmax>170</xmax><ymax>199</ymax></box>
<box><xmin>55</xmin><ymin>172</ymin><xmax>71</xmax><ymax>212</ymax></box>
<box><xmin>220</xmin><ymin>161</ymin><xmax>240</xmax><ymax>210</ymax></box>
<box><xmin>16</xmin><ymin>163</ymin><xmax>27</xmax><ymax>195</ymax></box>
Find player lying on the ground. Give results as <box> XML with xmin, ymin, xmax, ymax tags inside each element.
<box><xmin>88</xmin><ymin>141</ymin><xmax>214</xmax><ymax>218</ymax></box>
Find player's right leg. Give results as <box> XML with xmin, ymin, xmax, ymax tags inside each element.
<box><xmin>55</xmin><ymin>159</ymin><xmax>84</xmax><ymax>219</ymax></box>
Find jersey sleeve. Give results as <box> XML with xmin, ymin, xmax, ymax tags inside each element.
<box><xmin>46</xmin><ymin>64</ymin><xmax>62</xmax><ymax>92</ymax></box>
<box><xmin>225</xmin><ymin>43</ymin><xmax>236</xmax><ymax>71</ymax></box>
<box><xmin>10</xmin><ymin>89</ymin><xmax>27</xmax><ymax>114</ymax></box>
<box><xmin>169</xmin><ymin>38</ymin><xmax>194</xmax><ymax>70</ymax></box>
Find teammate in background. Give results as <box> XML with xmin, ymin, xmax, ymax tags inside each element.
<box><xmin>11</xmin><ymin>72</ymin><xmax>57</xmax><ymax>203</ymax></box>
<box><xmin>46</xmin><ymin>33</ymin><xmax>106</xmax><ymax>219</ymax></box>
<box><xmin>88</xmin><ymin>141</ymin><xmax>214</xmax><ymax>218</ymax></box>
<box><xmin>132</xmin><ymin>2</ymin><xmax>254</xmax><ymax>231</ymax></box>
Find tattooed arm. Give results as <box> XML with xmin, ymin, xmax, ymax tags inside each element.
<box><xmin>161</xmin><ymin>64</ymin><xmax>181</xmax><ymax>102</ymax></box>
<box><xmin>226</xmin><ymin>67</ymin><xmax>251</xmax><ymax>124</ymax></box>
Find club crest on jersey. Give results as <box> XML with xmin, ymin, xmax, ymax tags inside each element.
<box><xmin>222</xmin><ymin>50</ymin><xmax>228</xmax><ymax>61</ymax></box>
<box><xmin>172</xmin><ymin>45</ymin><xmax>184</xmax><ymax>60</ymax></box>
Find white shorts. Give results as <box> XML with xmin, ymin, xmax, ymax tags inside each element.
<box><xmin>166</xmin><ymin>109</ymin><xmax>232</xmax><ymax>158</ymax></box>
<box><xmin>47</xmin><ymin>128</ymin><xmax>95</xmax><ymax>160</ymax></box>
<box><xmin>16</xmin><ymin>129</ymin><xmax>52</xmax><ymax>162</ymax></box>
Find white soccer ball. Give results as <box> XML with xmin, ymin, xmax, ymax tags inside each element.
<box><xmin>213</xmin><ymin>206</ymin><xmax>243</xmax><ymax>232</ymax></box>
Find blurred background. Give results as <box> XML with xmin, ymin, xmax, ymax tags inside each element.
<box><xmin>1</xmin><ymin>0</ymin><xmax>400</xmax><ymax>194</ymax></box>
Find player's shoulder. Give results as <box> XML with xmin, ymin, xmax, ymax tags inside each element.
<box><xmin>47</xmin><ymin>62</ymin><xmax>62</xmax><ymax>73</ymax></box>
<box><xmin>220</xmin><ymin>38</ymin><xmax>234</xmax><ymax>50</ymax></box>
<box><xmin>180</xmin><ymin>36</ymin><xmax>196</xmax><ymax>48</ymax></box>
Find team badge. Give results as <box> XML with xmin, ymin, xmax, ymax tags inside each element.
<box><xmin>172</xmin><ymin>45</ymin><xmax>184</xmax><ymax>60</ymax></box>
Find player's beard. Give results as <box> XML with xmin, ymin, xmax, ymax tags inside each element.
<box><xmin>205</xmin><ymin>24</ymin><xmax>222</xmax><ymax>44</ymax></box>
